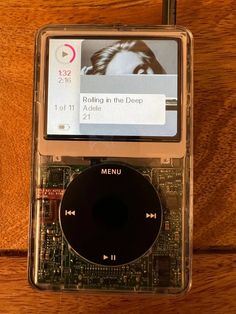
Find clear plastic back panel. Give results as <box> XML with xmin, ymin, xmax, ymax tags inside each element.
<box><xmin>28</xmin><ymin>25</ymin><xmax>193</xmax><ymax>294</ymax></box>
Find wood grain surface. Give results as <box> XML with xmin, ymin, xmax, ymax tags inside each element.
<box><xmin>1</xmin><ymin>254</ymin><xmax>236</xmax><ymax>314</ymax></box>
<box><xmin>0</xmin><ymin>0</ymin><xmax>235</xmax><ymax>312</ymax></box>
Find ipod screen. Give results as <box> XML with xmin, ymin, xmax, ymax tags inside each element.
<box><xmin>46</xmin><ymin>38</ymin><xmax>179</xmax><ymax>140</ymax></box>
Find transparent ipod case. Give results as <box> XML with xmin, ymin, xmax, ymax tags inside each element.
<box><xmin>28</xmin><ymin>25</ymin><xmax>193</xmax><ymax>294</ymax></box>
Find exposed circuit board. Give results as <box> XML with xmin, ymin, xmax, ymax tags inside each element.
<box><xmin>33</xmin><ymin>160</ymin><xmax>184</xmax><ymax>292</ymax></box>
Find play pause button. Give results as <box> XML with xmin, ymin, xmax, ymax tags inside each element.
<box><xmin>103</xmin><ymin>254</ymin><xmax>116</xmax><ymax>261</ymax></box>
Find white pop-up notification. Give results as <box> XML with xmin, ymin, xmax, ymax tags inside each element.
<box><xmin>80</xmin><ymin>93</ymin><xmax>166</xmax><ymax>125</ymax></box>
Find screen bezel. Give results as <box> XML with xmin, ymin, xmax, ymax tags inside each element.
<box><xmin>44</xmin><ymin>36</ymin><xmax>182</xmax><ymax>143</ymax></box>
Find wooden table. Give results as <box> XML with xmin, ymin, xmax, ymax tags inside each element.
<box><xmin>0</xmin><ymin>0</ymin><xmax>235</xmax><ymax>313</ymax></box>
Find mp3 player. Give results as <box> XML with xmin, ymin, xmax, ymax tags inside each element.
<box><xmin>28</xmin><ymin>21</ymin><xmax>193</xmax><ymax>294</ymax></box>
